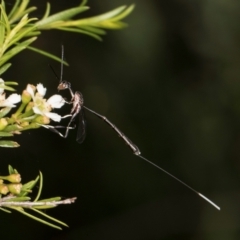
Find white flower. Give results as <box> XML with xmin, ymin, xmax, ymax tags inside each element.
<box><xmin>0</xmin><ymin>93</ymin><xmax>21</xmax><ymax>108</ymax></box>
<box><xmin>28</xmin><ymin>83</ymin><xmax>65</xmax><ymax>122</ymax></box>
<box><xmin>0</xmin><ymin>78</ymin><xmax>21</xmax><ymax>108</ymax></box>
<box><xmin>26</xmin><ymin>84</ymin><xmax>36</xmax><ymax>97</ymax></box>
<box><xmin>0</xmin><ymin>78</ymin><xmax>5</xmax><ymax>94</ymax></box>
<box><xmin>36</xmin><ymin>83</ymin><xmax>46</xmax><ymax>97</ymax></box>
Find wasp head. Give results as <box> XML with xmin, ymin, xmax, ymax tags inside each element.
<box><xmin>58</xmin><ymin>81</ymin><xmax>71</xmax><ymax>91</ymax></box>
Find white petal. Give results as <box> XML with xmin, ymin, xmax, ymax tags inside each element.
<box><xmin>32</xmin><ymin>106</ymin><xmax>43</xmax><ymax>115</ymax></box>
<box><xmin>7</xmin><ymin>94</ymin><xmax>21</xmax><ymax>104</ymax></box>
<box><xmin>47</xmin><ymin>94</ymin><xmax>65</xmax><ymax>108</ymax></box>
<box><xmin>0</xmin><ymin>78</ymin><xmax>5</xmax><ymax>94</ymax></box>
<box><xmin>0</xmin><ymin>93</ymin><xmax>6</xmax><ymax>101</ymax></box>
<box><xmin>26</xmin><ymin>84</ymin><xmax>35</xmax><ymax>98</ymax></box>
<box><xmin>0</xmin><ymin>100</ymin><xmax>16</xmax><ymax>107</ymax></box>
<box><xmin>0</xmin><ymin>93</ymin><xmax>20</xmax><ymax>107</ymax></box>
<box><xmin>36</xmin><ymin>83</ymin><xmax>46</xmax><ymax>97</ymax></box>
<box><xmin>45</xmin><ymin>112</ymin><xmax>62</xmax><ymax>122</ymax></box>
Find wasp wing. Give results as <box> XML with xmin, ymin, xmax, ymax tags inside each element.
<box><xmin>76</xmin><ymin>109</ymin><xmax>87</xmax><ymax>144</ymax></box>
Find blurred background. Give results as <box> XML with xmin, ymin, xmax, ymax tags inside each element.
<box><xmin>1</xmin><ymin>0</ymin><xmax>240</xmax><ymax>239</ymax></box>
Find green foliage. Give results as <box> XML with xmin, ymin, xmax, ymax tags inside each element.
<box><xmin>0</xmin><ymin>0</ymin><xmax>134</xmax><ymax>228</ymax></box>
<box><xmin>0</xmin><ymin>0</ymin><xmax>135</xmax><ymax>74</ymax></box>
<box><xmin>0</xmin><ymin>0</ymin><xmax>135</xmax><ymax>147</ymax></box>
<box><xmin>0</xmin><ymin>165</ymin><xmax>76</xmax><ymax>229</ymax></box>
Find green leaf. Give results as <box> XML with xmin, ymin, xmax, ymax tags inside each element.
<box><xmin>56</xmin><ymin>27</ymin><xmax>103</xmax><ymax>41</ymax></box>
<box><xmin>108</xmin><ymin>4</ymin><xmax>135</xmax><ymax>22</ymax></box>
<box><xmin>7</xmin><ymin>206</ymin><xmax>23</xmax><ymax>211</ymax></box>
<box><xmin>97</xmin><ymin>21</ymin><xmax>127</xmax><ymax>29</ymax></box>
<box><xmin>2</xmin><ymin>14</ymin><xmax>29</xmax><ymax>53</ymax></box>
<box><xmin>23</xmin><ymin>30</ymin><xmax>41</xmax><ymax>38</ymax></box>
<box><xmin>0</xmin><ymin>3</ymin><xmax>10</xmax><ymax>36</ymax></box>
<box><xmin>36</xmin><ymin>5</ymin><xmax>89</xmax><ymax>29</ymax></box>
<box><xmin>79</xmin><ymin>26</ymin><xmax>106</xmax><ymax>35</ymax></box>
<box><xmin>0</xmin><ymin>207</ymin><xmax>11</xmax><ymax>213</ymax></box>
<box><xmin>19</xmin><ymin>175</ymin><xmax>39</xmax><ymax>197</ymax></box>
<box><xmin>2</xmin><ymin>124</ymin><xmax>21</xmax><ymax>132</ymax></box>
<box><xmin>37</xmin><ymin>197</ymin><xmax>61</xmax><ymax>202</ymax></box>
<box><xmin>4</xmin><ymin>81</ymin><xmax>18</xmax><ymax>85</ymax></box>
<box><xmin>8</xmin><ymin>165</ymin><xmax>15</xmax><ymax>175</ymax></box>
<box><xmin>0</xmin><ymin>132</ymin><xmax>13</xmax><ymax>137</ymax></box>
<box><xmin>15</xmin><ymin>0</ymin><xmax>30</xmax><ymax>18</ymax></box>
<box><xmin>26</xmin><ymin>46</ymin><xmax>69</xmax><ymax>66</ymax></box>
<box><xmin>0</xmin><ymin>4</ymin><xmax>5</xmax><ymax>46</ymax></box>
<box><xmin>8</xmin><ymin>0</ymin><xmax>36</xmax><ymax>24</ymax></box>
<box><xmin>22</xmin><ymin>180</ymin><xmax>38</xmax><ymax>190</ymax></box>
<box><xmin>0</xmin><ymin>107</ymin><xmax>11</xmax><ymax>118</ymax></box>
<box><xmin>32</xmin><ymin>205</ymin><xmax>56</xmax><ymax>210</ymax></box>
<box><xmin>74</xmin><ymin>5</ymin><xmax>128</xmax><ymax>25</ymax></box>
<box><xmin>0</xmin><ymin>1</ymin><xmax>134</xmax><ymax>71</ymax></box>
<box><xmin>7</xmin><ymin>0</ymin><xmax>21</xmax><ymax>20</ymax></box>
<box><xmin>0</xmin><ymin>140</ymin><xmax>20</xmax><ymax>147</ymax></box>
<box><xmin>79</xmin><ymin>0</ymin><xmax>88</xmax><ymax>8</ymax></box>
<box><xmin>20</xmin><ymin>6</ymin><xmax>37</xmax><ymax>18</ymax></box>
<box><xmin>41</xmin><ymin>2</ymin><xmax>51</xmax><ymax>20</ymax></box>
<box><xmin>0</xmin><ymin>85</ymin><xmax>16</xmax><ymax>91</ymax></box>
<box><xmin>5</xmin><ymin>19</ymin><xmax>37</xmax><ymax>51</ymax></box>
<box><xmin>13</xmin><ymin>208</ymin><xmax>63</xmax><ymax>230</ymax></box>
<box><xmin>0</xmin><ymin>63</ymin><xmax>12</xmax><ymax>75</ymax></box>
<box><xmin>34</xmin><ymin>171</ymin><xmax>42</xmax><ymax>202</ymax></box>
<box><xmin>0</xmin><ymin>36</ymin><xmax>37</xmax><ymax>67</ymax></box>
<box><xmin>31</xmin><ymin>208</ymin><xmax>68</xmax><ymax>227</ymax></box>
<box><xmin>4</xmin><ymin>196</ymin><xmax>30</xmax><ymax>202</ymax></box>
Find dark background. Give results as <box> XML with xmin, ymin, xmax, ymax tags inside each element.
<box><xmin>1</xmin><ymin>0</ymin><xmax>239</xmax><ymax>239</ymax></box>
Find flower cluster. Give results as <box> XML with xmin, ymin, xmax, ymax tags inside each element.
<box><xmin>0</xmin><ymin>172</ymin><xmax>22</xmax><ymax>195</ymax></box>
<box><xmin>25</xmin><ymin>83</ymin><xmax>65</xmax><ymax>122</ymax></box>
<box><xmin>0</xmin><ymin>79</ymin><xmax>66</xmax><ymax>147</ymax></box>
<box><xmin>0</xmin><ymin>79</ymin><xmax>21</xmax><ymax>108</ymax></box>
<box><xmin>0</xmin><ymin>165</ymin><xmax>76</xmax><ymax>230</ymax></box>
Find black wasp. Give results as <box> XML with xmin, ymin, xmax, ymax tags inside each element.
<box><xmin>46</xmin><ymin>46</ymin><xmax>220</xmax><ymax>211</ymax></box>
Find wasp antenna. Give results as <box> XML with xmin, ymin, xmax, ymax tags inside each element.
<box><xmin>49</xmin><ymin>64</ymin><xmax>59</xmax><ymax>81</ymax></box>
<box><xmin>60</xmin><ymin>45</ymin><xmax>64</xmax><ymax>82</ymax></box>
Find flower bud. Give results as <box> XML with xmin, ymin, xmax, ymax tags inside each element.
<box><xmin>0</xmin><ymin>184</ymin><xmax>9</xmax><ymax>195</ymax></box>
<box><xmin>20</xmin><ymin>122</ymin><xmax>29</xmax><ymax>127</ymax></box>
<box><xmin>25</xmin><ymin>102</ymin><xmax>34</xmax><ymax>112</ymax></box>
<box><xmin>26</xmin><ymin>84</ymin><xmax>36</xmax><ymax>94</ymax></box>
<box><xmin>3</xmin><ymin>124</ymin><xmax>22</xmax><ymax>132</ymax></box>
<box><xmin>7</xmin><ymin>183</ymin><xmax>22</xmax><ymax>195</ymax></box>
<box><xmin>29</xmin><ymin>122</ymin><xmax>41</xmax><ymax>129</ymax></box>
<box><xmin>2</xmin><ymin>174</ymin><xmax>21</xmax><ymax>183</ymax></box>
<box><xmin>21</xmin><ymin>90</ymin><xmax>32</xmax><ymax>104</ymax></box>
<box><xmin>0</xmin><ymin>118</ymin><xmax>8</xmax><ymax>130</ymax></box>
<box><xmin>34</xmin><ymin>115</ymin><xmax>50</xmax><ymax>125</ymax></box>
